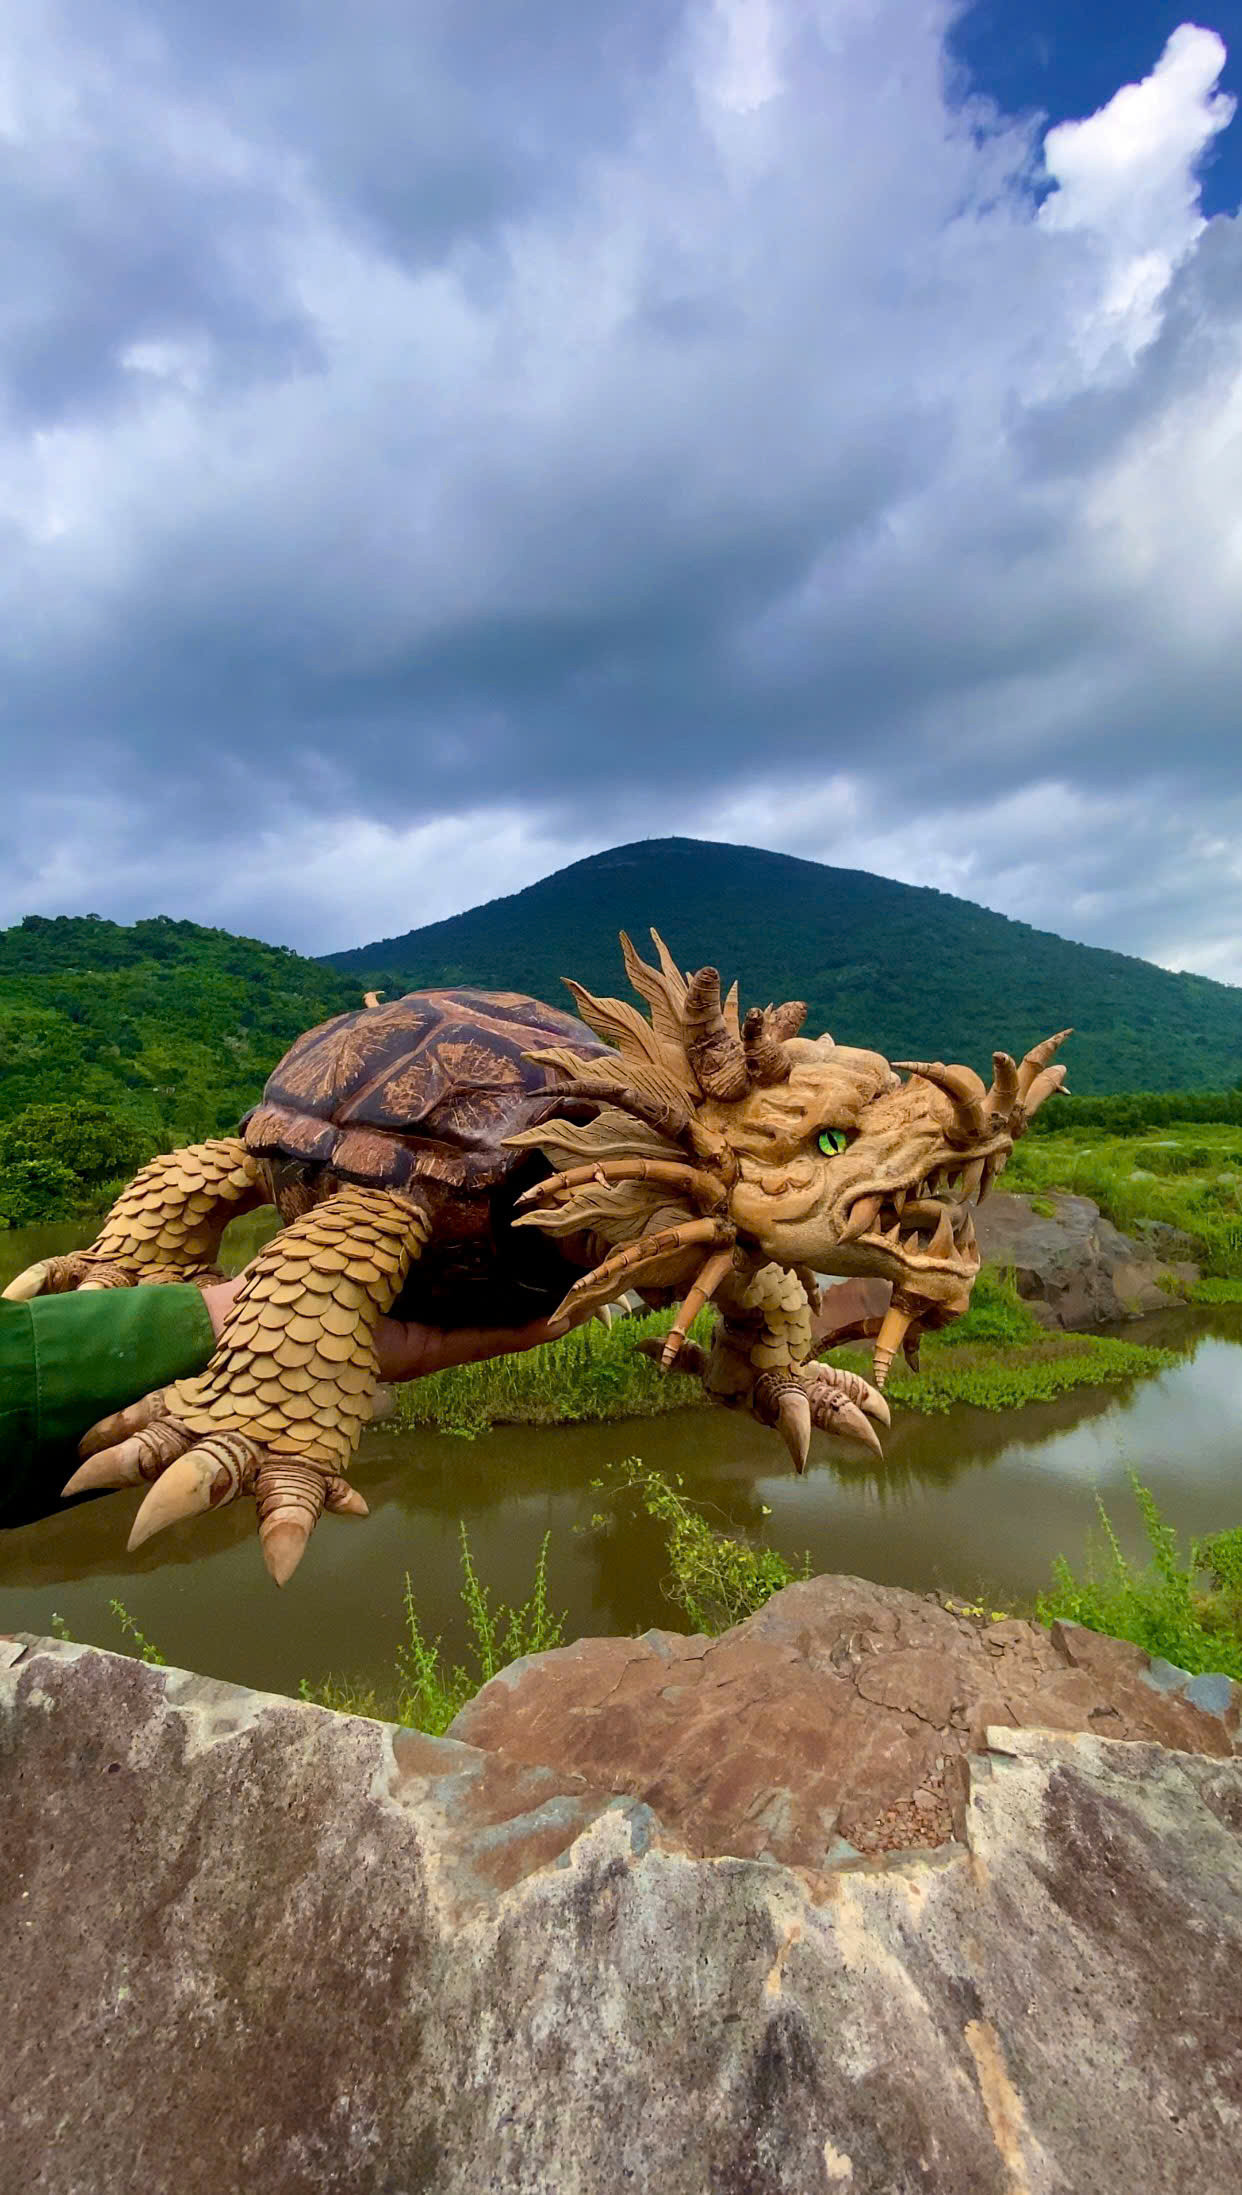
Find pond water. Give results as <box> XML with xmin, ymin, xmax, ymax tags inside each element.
<box><xmin>1</xmin><ymin>1221</ymin><xmax>1240</xmax><ymax>1703</ymax></box>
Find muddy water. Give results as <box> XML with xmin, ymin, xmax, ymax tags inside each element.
<box><xmin>1</xmin><ymin>1221</ymin><xmax>1240</xmax><ymax>1703</ymax></box>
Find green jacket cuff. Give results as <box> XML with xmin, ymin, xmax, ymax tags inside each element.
<box><xmin>0</xmin><ymin>1286</ymin><xmax>216</xmax><ymax>1530</ymax></box>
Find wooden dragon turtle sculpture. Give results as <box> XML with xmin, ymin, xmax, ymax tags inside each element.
<box><xmin>4</xmin><ymin>931</ymin><xmax>1068</xmax><ymax>1585</ymax></box>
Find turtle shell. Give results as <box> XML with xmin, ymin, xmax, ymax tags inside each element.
<box><xmin>242</xmin><ymin>988</ymin><xmax>611</xmax><ymax>1195</ymax></box>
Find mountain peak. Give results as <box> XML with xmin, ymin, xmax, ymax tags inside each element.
<box><xmin>323</xmin><ymin>837</ymin><xmax>1242</xmax><ymax>1094</ymax></box>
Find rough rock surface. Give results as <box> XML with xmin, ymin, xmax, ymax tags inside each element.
<box><xmin>452</xmin><ymin>1572</ymin><xmax>1239</xmax><ymax>1862</ymax></box>
<box><xmin>970</xmin><ymin>1190</ymin><xmax>1198</xmax><ymax>1327</ymax></box>
<box><xmin>4</xmin><ymin>1601</ymin><xmax>1241</xmax><ymax>2195</ymax></box>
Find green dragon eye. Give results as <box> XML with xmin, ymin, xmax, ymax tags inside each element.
<box><xmin>818</xmin><ymin>1129</ymin><xmax>843</xmax><ymax>1156</ymax></box>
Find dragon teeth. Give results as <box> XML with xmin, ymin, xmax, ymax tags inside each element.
<box><xmin>930</xmin><ymin>1209</ymin><xmax>954</xmax><ymax>1257</ymax></box>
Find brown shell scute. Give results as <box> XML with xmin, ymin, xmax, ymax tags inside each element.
<box><xmin>248</xmin><ymin>989</ymin><xmax>610</xmax><ymax>1191</ymax></box>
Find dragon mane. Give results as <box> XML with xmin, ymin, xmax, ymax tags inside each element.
<box><xmin>505</xmin><ymin>930</ymin><xmax>809</xmax><ymax>1364</ymax></box>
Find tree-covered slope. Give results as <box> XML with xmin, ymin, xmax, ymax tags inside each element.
<box><xmin>325</xmin><ymin>838</ymin><xmax>1242</xmax><ymax>1095</ymax></box>
<box><xmin>0</xmin><ymin>915</ymin><xmax>360</xmax><ymax>1145</ymax></box>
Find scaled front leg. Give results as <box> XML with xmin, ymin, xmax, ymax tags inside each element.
<box><xmin>2</xmin><ymin>1137</ymin><xmax>266</xmax><ymax>1300</ymax></box>
<box><xmin>66</xmin><ymin>1184</ymin><xmax>432</xmax><ymax>1586</ymax></box>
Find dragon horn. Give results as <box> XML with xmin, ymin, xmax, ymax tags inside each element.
<box><xmin>742</xmin><ymin>1006</ymin><xmax>792</xmax><ymax>1086</ymax></box>
<box><xmin>768</xmin><ymin>1000</ymin><xmax>808</xmax><ymax>1040</ymax></box>
<box><xmin>892</xmin><ymin>1061</ymin><xmax>986</xmax><ymax>1144</ymax></box>
<box><xmin>684</xmin><ymin>967</ymin><xmax>751</xmax><ymax>1101</ymax></box>
<box><xmin>1016</xmin><ymin>1029</ymin><xmax>1073</xmax><ymax>1103</ymax></box>
<box><xmin>1021</xmin><ymin>1063</ymin><xmax>1069</xmax><ymax>1120</ymax></box>
<box><xmin>986</xmin><ymin>1051</ymin><xmax>1020</xmax><ymax>1118</ymax></box>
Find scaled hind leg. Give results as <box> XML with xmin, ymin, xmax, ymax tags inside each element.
<box><xmin>67</xmin><ymin>1184</ymin><xmax>432</xmax><ymax>1587</ymax></box>
<box><xmin>2</xmin><ymin>1138</ymin><xmax>266</xmax><ymax>1301</ymax></box>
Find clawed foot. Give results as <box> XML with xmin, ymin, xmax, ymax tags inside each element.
<box><xmin>63</xmin><ymin>1392</ymin><xmax>367</xmax><ymax>1585</ymax></box>
<box><xmin>3</xmin><ymin>1251</ymin><xmax>135</xmax><ymax>1300</ymax></box>
<box><xmin>750</xmin><ymin>1362</ymin><xmax>889</xmax><ymax>1471</ymax></box>
<box><xmin>638</xmin><ymin>1335</ymin><xmax>889</xmax><ymax>1471</ymax></box>
<box><xmin>3</xmin><ymin>1253</ymin><xmax>226</xmax><ymax>1301</ymax></box>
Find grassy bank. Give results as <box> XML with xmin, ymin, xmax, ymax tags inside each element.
<box><xmin>394</xmin><ymin>1269</ymin><xmax>1177</xmax><ymax>1437</ymax></box>
<box><xmin>1007</xmin><ymin>1123</ymin><xmax>1242</xmax><ymax>1277</ymax></box>
<box><xmin>392</xmin><ymin>1307</ymin><xmax>713</xmax><ymax>1436</ymax></box>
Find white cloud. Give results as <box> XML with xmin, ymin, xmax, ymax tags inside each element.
<box><xmin>0</xmin><ymin>5</ymin><xmax>1237</xmax><ymax>985</ymax></box>
<box><xmin>1039</xmin><ymin>24</ymin><xmax>1236</xmax><ymax>361</ymax></box>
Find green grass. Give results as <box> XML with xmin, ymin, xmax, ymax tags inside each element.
<box><xmin>593</xmin><ymin>1459</ymin><xmax>811</xmax><ymax>1635</ymax></box>
<box><xmin>1191</xmin><ymin>1276</ymin><xmax>1242</xmax><ymax>1304</ymax></box>
<box><xmin>818</xmin><ymin>1266</ymin><xmax>1177</xmax><ymax>1414</ymax></box>
<box><xmin>299</xmin><ymin>1526</ymin><xmax>565</xmax><ymax>1732</ymax></box>
<box><xmin>392</xmin><ymin>1307</ymin><xmax>713</xmax><ymax>1435</ymax></box>
<box><xmin>1007</xmin><ymin>1124</ymin><xmax>1242</xmax><ymax>1277</ymax></box>
<box><xmin>1035</xmin><ymin>1477</ymin><xmax>1242</xmax><ymax>1681</ymax></box>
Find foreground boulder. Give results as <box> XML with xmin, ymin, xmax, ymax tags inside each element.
<box><xmin>451</xmin><ymin>1572</ymin><xmax>1239</xmax><ymax>1862</ymax></box>
<box><xmin>2</xmin><ymin>1592</ymin><xmax>1240</xmax><ymax>2195</ymax></box>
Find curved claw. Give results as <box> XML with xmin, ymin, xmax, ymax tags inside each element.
<box><xmin>78</xmin><ymin>1390</ymin><xmax>170</xmax><ymax>1462</ymax></box>
<box><xmin>256</xmin><ymin>1460</ymin><xmax>329</xmax><ymax>1588</ymax></box>
<box><xmin>807</xmin><ymin>1362</ymin><xmax>891</xmax><ymax>1429</ymax></box>
<box><xmin>3</xmin><ymin>1261</ymin><xmax>51</xmax><ymax>1302</ymax></box>
<box><xmin>128</xmin><ymin>1451</ymin><xmax>227</xmax><ymax>1549</ymax></box>
<box><xmin>63</xmin><ymin>1415</ymin><xmax>192</xmax><ymax>1496</ymax></box>
<box><xmin>815</xmin><ymin>1392</ymin><xmax>884</xmax><ymax>1457</ymax></box>
<box><xmin>325</xmin><ymin>1479</ymin><xmax>369</xmax><ymax>1519</ymax></box>
<box><xmin>777</xmin><ymin>1387</ymin><xmax>812</xmax><ymax>1474</ymax></box>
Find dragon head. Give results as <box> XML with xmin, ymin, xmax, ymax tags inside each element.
<box><xmin>510</xmin><ymin>930</ymin><xmax>1069</xmax><ymax>1393</ymax></box>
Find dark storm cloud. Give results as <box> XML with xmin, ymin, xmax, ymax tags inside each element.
<box><xmin>0</xmin><ymin>2</ymin><xmax>1239</xmax><ymax>970</ymax></box>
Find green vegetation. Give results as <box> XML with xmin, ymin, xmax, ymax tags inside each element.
<box><xmin>1031</xmin><ymin>1088</ymin><xmax>1242</xmax><ymax>1137</ymax></box>
<box><xmin>0</xmin><ymin>1103</ymin><xmax>150</xmax><ymax>1223</ymax></box>
<box><xmin>394</xmin><ymin>1270</ymin><xmax>1177</xmax><ymax>1439</ymax></box>
<box><xmin>50</xmin><ymin>1599</ymin><xmax>169</xmax><ymax>1666</ymax></box>
<box><xmin>393</xmin><ymin>1306</ymin><xmax>712</xmax><ymax>1435</ymax></box>
<box><xmin>594</xmin><ymin>1460</ymin><xmax>810</xmax><ymax>1634</ymax></box>
<box><xmin>1036</xmin><ymin>1478</ymin><xmax>1242</xmax><ymax>1682</ymax></box>
<box><xmin>0</xmin><ymin>914</ymin><xmax>359</xmax><ymax>1212</ymax></box>
<box><xmin>299</xmin><ymin>1528</ymin><xmax>564</xmax><ymax>1732</ymax></box>
<box><xmin>1007</xmin><ymin>1123</ymin><xmax>1242</xmax><ymax>1277</ymax></box>
<box><xmin>324</xmin><ymin>835</ymin><xmax>1242</xmax><ymax>1095</ymax></box>
<box><xmin>1191</xmin><ymin>1277</ymin><xmax>1242</xmax><ymax>1304</ymax></box>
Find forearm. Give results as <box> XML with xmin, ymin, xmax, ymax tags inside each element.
<box><xmin>0</xmin><ymin>1287</ymin><xmax>215</xmax><ymax>1529</ymax></box>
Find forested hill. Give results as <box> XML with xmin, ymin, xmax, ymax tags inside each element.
<box><xmin>0</xmin><ymin>915</ymin><xmax>360</xmax><ymax>1143</ymax></box>
<box><xmin>325</xmin><ymin>837</ymin><xmax>1242</xmax><ymax>1096</ymax></box>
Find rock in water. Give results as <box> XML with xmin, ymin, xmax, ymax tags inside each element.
<box><xmin>2</xmin><ymin>1595</ymin><xmax>1240</xmax><ymax>2195</ymax></box>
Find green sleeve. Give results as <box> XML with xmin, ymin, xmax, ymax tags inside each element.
<box><xmin>0</xmin><ymin>1286</ymin><xmax>216</xmax><ymax>1530</ymax></box>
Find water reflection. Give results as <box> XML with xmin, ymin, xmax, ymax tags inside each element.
<box><xmin>1</xmin><ymin>1221</ymin><xmax>1239</xmax><ymax>1703</ymax></box>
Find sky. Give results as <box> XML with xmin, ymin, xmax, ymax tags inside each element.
<box><xmin>1</xmin><ymin>2</ymin><xmax>1240</xmax><ymax>979</ymax></box>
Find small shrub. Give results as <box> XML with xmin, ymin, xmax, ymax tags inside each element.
<box><xmin>1035</xmin><ymin>1478</ymin><xmax>1242</xmax><ymax>1680</ymax></box>
<box><xmin>108</xmin><ymin>1598</ymin><xmax>168</xmax><ymax>1666</ymax></box>
<box><xmin>299</xmin><ymin>1526</ymin><xmax>566</xmax><ymax>1733</ymax></box>
<box><xmin>596</xmin><ymin>1460</ymin><xmax>810</xmax><ymax>1634</ymax></box>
